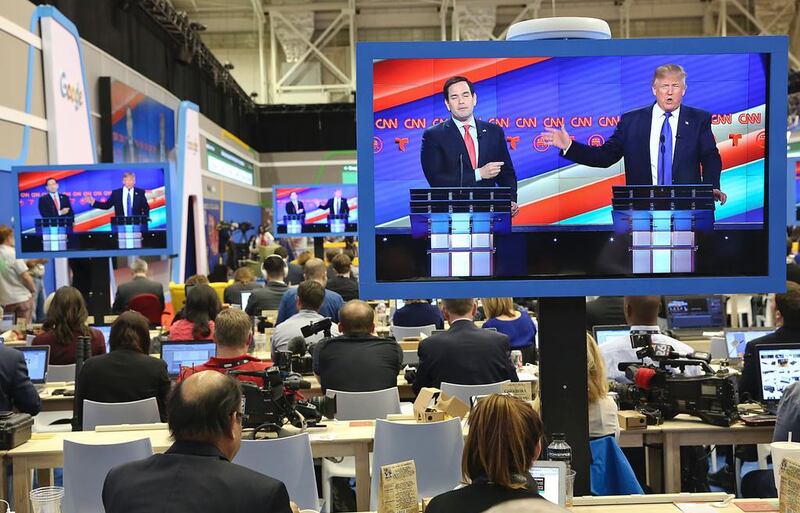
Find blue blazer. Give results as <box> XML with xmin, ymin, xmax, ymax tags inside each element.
<box><xmin>93</xmin><ymin>187</ymin><xmax>150</xmax><ymax>218</ymax></box>
<box><xmin>564</xmin><ymin>104</ymin><xmax>722</xmax><ymax>189</ymax></box>
<box><xmin>420</xmin><ymin>118</ymin><xmax>518</xmax><ymax>201</ymax></box>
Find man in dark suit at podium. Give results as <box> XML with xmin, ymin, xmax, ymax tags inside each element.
<box><xmin>37</xmin><ymin>178</ymin><xmax>73</xmax><ymax>218</ymax></box>
<box><xmin>319</xmin><ymin>189</ymin><xmax>349</xmax><ymax>219</ymax></box>
<box><xmin>89</xmin><ymin>171</ymin><xmax>150</xmax><ymax>219</ymax></box>
<box><xmin>421</xmin><ymin>76</ymin><xmax>519</xmax><ymax>216</ymax></box>
<box><xmin>543</xmin><ymin>64</ymin><xmax>726</xmax><ymax>205</ymax></box>
<box><xmin>285</xmin><ymin>191</ymin><xmax>305</xmax><ymax>217</ymax></box>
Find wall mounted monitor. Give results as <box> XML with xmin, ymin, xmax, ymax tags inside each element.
<box><xmin>273</xmin><ymin>184</ymin><xmax>358</xmax><ymax>237</ymax></box>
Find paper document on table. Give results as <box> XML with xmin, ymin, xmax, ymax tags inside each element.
<box><xmin>780</xmin><ymin>457</ymin><xmax>800</xmax><ymax>513</ymax></box>
<box><xmin>377</xmin><ymin>460</ymin><xmax>418</xmax><ymax>513</ymax></box>
<box><xmin>674</xmin><ymin>503</ymin><xmax>721</xmax><ymax>513</ymax></box>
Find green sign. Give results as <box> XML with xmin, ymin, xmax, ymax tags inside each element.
<box><xmin>342</xmin><ymin>164</ymin><xmax>357</xmax><ymax>184</ymax></box>
<box><xmin>206</xmin><ymin>139</ymin><xmax>255</xmax><ymax>185</ymax></box>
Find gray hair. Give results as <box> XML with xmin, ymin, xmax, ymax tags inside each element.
<box><xmin>652</xmin><ymin>64</ymin><xmax>687</xmax><ymax>86</ymax></box>
<box><xmin>131</xmin><ymin>258</ymin><xmax>148</xmax><ymax>274</ymax></box>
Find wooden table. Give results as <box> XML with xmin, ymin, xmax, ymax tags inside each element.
<box><xmin>38</xmin><ymin>384</ymin><xmax>74</xmax><ymax>412</ymax></box>
<box><xmin>304</xmin><ymin>374</ymin><xmax>415</xmax><ymax>400</ymax></box>
<box><xmin>572</xmin><ymin>498</ymin><xmax>777</xmax><ymax>512</ymax></box>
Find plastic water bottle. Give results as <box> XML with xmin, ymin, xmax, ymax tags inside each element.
<box><xmin>376</xmin><ymin>301</ymin><xmax>388</xmax><ymax>326</ymax></box>
<box><xmin>546</xmin><ymin>433</ymin><xmax>573</xmax><ymax>470</ymax></box>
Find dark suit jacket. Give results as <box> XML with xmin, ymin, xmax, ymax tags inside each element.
<box><xmin>420</xmin><ymin>118</ymin><xmax>518</xmax><ymax>201</ymax></box>
<box><xmin>74</xmin><ymin>349</ymin><xmax>170</xmax><ymax>430</ymax></box>
<box><xmin>739</xmin><ymin>325</ymin><xmax>800</xmax><ymax>401</ymax></box>
<box><xmin>425</xmin><ymin>478</ymin><xmax>542</xmax><ymax>513</ymax></box>
<box><xmin>0</xmin><ymin>346</ymin><xmax>40</xmax><ymax>415</ymax></box>
<box><xmin>320</xmin><ymin>197</ymin><xmax>350</xmax><ymax>217</ymax></box>
<box><xmin>413</xmin><ymin>320</ymin><xmax>518</xmax><ymax>394</ymax></box>
<box><xmin>112</xmin><ymin>276</ymin><xmax>165</xmax><ymax>314</ymax></box>
<box><xmin>586</xmin><ymin>296</ymin><xmax>627</xmax><ymax>331</ymax></box>
<box><xmin>326</xmin><ymin>275</ymin><xmax>359</xmax><ymax>302</ymax></box>
<box><xmin>223</xmin><ymin>281</ymin><xmax>261</xmax><ymax>305</ymax></box>
<box><xmin>93</xmin><ymin>187</ymin><xmax>150</xmax><ymax>217</ymax></box>
<box><xmin>285</xmin><ymin>200</ymin><xmax>305</xmax><ymax>215</ymax></box>
<box><xmin>286</xmin><ymin>262</ymin><xmax>304</xmax><ymax>286</ymax></box>
<box><xmin>564</xmin><ymin>104</ymin><xmax>722</xmax><ymax>189</ymax></box>
<box><xmin>788</xmin><ymin>263</ymin><xmax>800</xmax><ymax>285</ymax></box>
<box><xmin>103</xmin><ymin>441</ymin><xmax>293</xmax><ymax>513</ymax></box>
<box><xmin>37</xmin><ymin>193</ymin><xmax>72</xmax><ymax>218</ymax></box>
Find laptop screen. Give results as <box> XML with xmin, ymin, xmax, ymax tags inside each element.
<box><xmin>757</xmin><ymin>344</ymin><xmax>800</xmax><ymax>401</ymax></box>
<box><xmin>93</xmin><ymin>325</ymin><xmax>112</xmax><ymax>354</ymax></box>
<box><xmin>16</xmin><ymin>347</ymin><xmax>49</xmax><ymax>383</ymax></box>
<box><xmin>725</xmin><ymin>329</ymin><xmax>774</xmax><ymax>358</ymax></box>
<box><xmin>592</xmin><ymin>325</ymin><xmax>630</xmax><ymax>346</ymax></box>
<box><xmin>240</xmin><ymin>291</ymin><xmax>252</xmax><ymax>311</ymax></box>
<box><xmin>160</xmin><ymin>341</ymin><xmax>216</xmax><ymax>377</ymax></box>
<box><xmin>529</xmin><ymin>461</ymin><xmax>566</xmax><ymax>506</ymax></box>
<box><xmin>665</xmin><ymin>296</ymin><xmax>725</xmax><ymax>329</ymax></box>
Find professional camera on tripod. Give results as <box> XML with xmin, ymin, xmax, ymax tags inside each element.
<box><xmin>608</xmin><ymin>331</ymin><xmax>739</xmax><ymax>427</ymax></box>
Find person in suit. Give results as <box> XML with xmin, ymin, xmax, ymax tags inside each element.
<box><xmin>276</xmin><ymin>258</ymin><xmax>344</xmax><ymax>324</ymax></box>
<box><xmin>73</xmin><ymin>311</ymin><xmax>170</xmax><ymax>430</ymax></box>
<box><xmin>102</xmin><ymin>371</ymin><xmax>298</xmax><ymax>513</ymax></box>
<box><xmin>318</xmin><ymin>189</ymin><xmax>349</xmax><ymax>218</ymax></box>
<box><xmin>89</xmin><ymin>171</ymin><xmax>151</xmax><ymax>218</ymax></box>
<box><xmin>274</xmin><ymin>246</ymin><xmax>304</xmax><ymax>285</ymax></box>
<box><xmin>223</xmin><ymin>266</ymin><xmax>261</xmax><ymax>305</ymax></box>
<box><xmin>245</xmin><ymin>255</ymin><xmax>289</xmax><ymax>316</ymax></box>
<box><xmin>413</xmin><ymin>298</ymin><xmax>518</xmax><ymax>394</ymax></box>
<box><xmin>37</xmin><ymin>177</ymin><xmax>73</xmax><ymax>218</ymax></box>
<box><xmin>285</xmin><ymin>191</ymin><xmax>305</xmax><ymax>217</ymax></box>
<box><xmin>421</xmin><ymin>76</ymin><xmax>519</xmax><ymax>216</ymax></box>
<box><xmin>0</xmin><ymin>344</ymin><xmax>40</xmax><ymax>415</ymax></box>
<box><xmin>543</xmin><ymin>64</ymin><xmax>726</xmax><ymax>205</ymax></box>
<box><xmin>111</xmin><ymin>258</ymin><xmax>165</xmax><ymax>314</ymax></box>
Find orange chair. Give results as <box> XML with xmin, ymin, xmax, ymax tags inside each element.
<box><xmin>127</xmin><ymin>293</ymin><xmax>164</xmax><ymax>327</ymax></box>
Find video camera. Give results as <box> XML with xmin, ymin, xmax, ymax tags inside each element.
<box><xmin>608</xmin><ymin>331</ymin><xmax>739</xmax><ymax>427</ymax></box>
<box><xmin>228</xmin><ymin>366</ymin><xmax>321</xmax><ymax>437</ymax></box>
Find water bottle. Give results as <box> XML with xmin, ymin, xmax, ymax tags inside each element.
<box><xmin>376</xmin><ymin>301</ymin><xmax>388</xmax><ymax>326</ymax></box>
<box><xmin>546</xmin><ymin>433</ymin><xmax>572</xmax><ymax>470</ymax></box>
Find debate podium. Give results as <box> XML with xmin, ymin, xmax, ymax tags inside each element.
<box><xmin>35</xmin><ymin>217</ymin><xmax>73</xmax><ymax>252</ymax></box>
<box><xmin>327</xmin><ymin>213</ymin><xmax>349</xmax><ymax>234</ymax></box>
<box><xmin>111</xmin><ymin>215</ymin><xmax>149</xmax><ymax>250</ymax></box>
<box><xmin>283</xmin><ymin>214</ymin><xmax>305</xmax><ymax>234</ymax></box>
<box><xmin>611</xmin><ymin>185</ymin><xmax>715</xmax><ymax>274</ymax></box>
<box><xmin>410</xmin><ymin>187</ymin><xmax>512</xmax><ymax>277</ymax></box>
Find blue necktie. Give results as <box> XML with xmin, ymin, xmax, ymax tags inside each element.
<box><xmin>126</xmin><ymin>189</ymin><xmax>132</xmax><ymax>216</ymax></box>
<box><xmin>658</xmin><ymin>112</ymin><xmax>673</xmax><ymax>185</ymax></box>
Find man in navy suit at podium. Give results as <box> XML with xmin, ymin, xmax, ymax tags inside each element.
<box><xmin>285</xmin><ymin>192</ymin><xmax>305</xmax><ymax>216</ymax></box>
<box><xmin>319</xmin><ymin>189</ymin><xmax>350</xmax><ymax>218</ymax></box>
<box><xmin>37</xmin><ymin>177</ymin><xmax>73</xmax><ymax>218</ymax></box>
<box><xmin>89</xmin><ymin>171</ymin><xmax>150</xmax><ymax>219</ymax></box>
<box><xmin>543</xmin><ymin>64</ymin><xmax>726</xmax><ymax>205</ymax></box>
<box><xmin>421</xmin><ymin>76</ymin><xmax>519</xmax><ymax>216</ymax></box>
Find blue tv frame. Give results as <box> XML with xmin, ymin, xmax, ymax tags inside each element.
<box><xmin>272</xmin><ymin>183</ymin><xmax>358</xmax><ymax>238</ymax></box>
<box><xmin>12</xmin><ymin>161</ymin><xmax>175</xmax><ymax>259</ymax></box>
<box><xmin>357</xmin><ymin>36</ymin><xmax>788</xmax><ymax>299</ymax></box>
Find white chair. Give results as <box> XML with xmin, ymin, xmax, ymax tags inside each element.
<box><xmin>440</xmin><ymin>381</ymin><xmax>510</xmax><ymax>406</ymax></box>
<box><xmin>391</xmin><ymin>324</ymin><xmax>436</xmax><ymax>340</ymax></box>
<box><xmin>233</xmin><ymin>434</ymin><xmax>319</xmax><ymax>511</ymax></box>
<box><xmin>63</xmin><ymin>438</ymin><xmax>153</xmax><ymax>513</ymax></box>
<box><xmin>82</xmin><ymin>398</ymin><xmax>161</xmax><ymax>431</ymax></box>
<box><xmin>46</xmin><ymin>364</ymin><xmax>76</xmax><ymax>383</ymax></box>
<box><xmin>370</xmin><ymin>418</ymin><xmax>464</xmax><ymax>510</ymax></box>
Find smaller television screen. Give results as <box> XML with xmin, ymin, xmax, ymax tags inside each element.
<box><xmin>13</xmin><ymin>163</ymin><xmax>172</xmax><ymax>259</ymax></box>
<box><xmin>665</xmin><ymin>295</ymin><xmax>725</xmax><ymax>329</ymax></box>
<box><xmin>758</xmin><ymin>344</ymin><xmax>800</xmax><ymax>401</ymax></box>
<box><xmin>273</xmin><ymin>184</ymin><xmax>358</xmax><ymax>237</ymax></box>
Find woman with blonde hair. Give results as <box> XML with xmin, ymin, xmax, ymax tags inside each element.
<box><xmin>482</xmin><ymin>297</ymin><xmax>537</xmax><ymax>364</ymax></box>
<box><xmin>587</xmin><ymin>334</ymin><xmax>619</xmax><ymax>438</ymax></box>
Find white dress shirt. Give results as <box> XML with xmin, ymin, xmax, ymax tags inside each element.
<box><xmin>123</xmin><ymin>187</ymin><xmax>133</xmax><ymax>217</ymax></box>
<box><xmin>649</xmin><ymin>104</ymin><xmax>680</xmax><ymax>185</ymax></box>
<box><xmin>451</xmin><ymin>116</ymin><xmax>482</xmax><ymax>183</ymax></box>
<box><xmin>601</xmin><ymin>325</ymin><xmax>700</xmax><ymax>383</ymax></box>
<box><xmin>589</xmin><ymin>394</ymin><xmax>620</xmax><ymax>439</ymax></box>
<box><xmin>334</xmin><ymin>197</ymin><xmax>341</xmax><ymax>215</ymax></box>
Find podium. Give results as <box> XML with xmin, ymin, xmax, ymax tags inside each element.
<box><xmin>410</xmin><ymin>187</ymin><xmax>512</xmax><ymax>277</ymax></box>
<box><xmin>35</xmin><ymin>217</ymin><xmax>73</xmax><ymax>252</ymax></box>
<box><xmin>283</xmin><ymin>214</ymin><xmax>305</xmax><ymax>234</ymax></box>
<box><xmin>111</xmin><ymin>215</ymin><xmax>149</xmax><ymax>250</ymax></box>
<box><xmin>611</xmin><ymin>185</ymin><xmax>715</xmax><ymax>274</ymax></box>
<box><xmin>327</xmin><ymin>213</ymin><xmax>348</xmax><ymax>234</ymax></box>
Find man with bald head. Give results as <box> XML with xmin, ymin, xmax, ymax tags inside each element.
<box><xmin>314</xmin><ymin>300</ymin><xmax>402</xmax><ymax>393</ymax></box>
<box><xmin>103</xmin><ymin>371</ymin><xmax>298</xmax><ymax>513</ymax></box>
<box><xmin>276</xmin><ymin>257</ymin><xmax>344</xmax><ymax>324</ymax></box>
<box><xmin>601</xmin><ymin>295</ymin><xmax>697</xmax><ymax>383</ymax></box>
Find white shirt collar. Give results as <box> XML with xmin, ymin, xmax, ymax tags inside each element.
<box><xmin>630</xmin><ymin>325</ymin><xmax>661</xmax><ymax>333</ymax></box>
<box><xmin>653</xmin><ymin>103</ymin><xmax>680</xmax><ymax>121</ymax></box>
<box><xmin>452</xmin><ymin>116</ymin><xmax>477</xmax><ymax>130</ymax></box>
<box><xmin>451</xmin><ymin>317</ymin><xmax>473</xmax><ymax>324</ymax></box>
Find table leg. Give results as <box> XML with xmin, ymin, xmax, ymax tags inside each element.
<box><xmin>12</xmin><ymin>457</ymin><xmax>30</xmax><ymax>513</ymax></box>
<box><xmin>663</xmin><ymin>433</ymin><xmax>681</xmax><ymax>493</ymax></box>
<box><xmin>354</xmin><ymin>443</ymin><xmax>371</xmax><ymax>512</ymax></box>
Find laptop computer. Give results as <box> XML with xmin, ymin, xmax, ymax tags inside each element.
<box><xmin>529</xmin><ymin>461</ymin><xmax>567</xmax><ymax>506</ymax></box>
<box><xmin>16</xmin><ymin>346</ymin><xmax>49</xmax><ymax>389</ymax></box>
<box><xmin>91</xmin><ymin>325</ymin><xmax>113</xmax><ymax>354</ymax></box>
<box><xmin>160</xmin><ymin>341</ymin><xmax>216</xmax><ymax>378</ymax></box>
<box><xmin>592</xmin><ymin>325</ymin><xmax>630</xmax><ymax>346</ymax></box>
<box><xmin>240</xmin><ymin>291</ymin><xmax>253</xmax><ymax>312</ymax></box>
<box><xmin>724</xmin><ymin>327</ymin><xmax>774</xmax><ymax>358</ymax></box>
<box><xmin>665</xmin><ymin>295</ymin><xmax>725</xmax><ymax>339</ymax></box>
<box><xmin>757</xmin><ymin>343</ymin><xmax>800</xmax><ymax>413</ymax></box>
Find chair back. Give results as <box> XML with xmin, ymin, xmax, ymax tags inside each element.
<box><xmin>127</xmin><ymin>293</ymin><xmax>163</xmax><ymax>326</ymax></box>
<box><xmin>589</xmin><ymin>435</ymin><xmax>644</xmax><ymax>495</ymax></box>
<box><xmin>440</xmin><ymin>381</ymin><xmax>510</xmax><ymax>406</ymax></box>
<box><xmin>168</xmin><ymin>282</ymin><xmax>186</xmax><ymax>313</ymax></box>
<box><xmin>63</xmin><ymin>438</ymin><xmax>153</xmax><ymax>513</ymax></box>
<box><xmin>370</xmin><ymin>418</ymin><xmax>463</xmax><ymax>510</ymax></box>
<box><xmin>46</xmin><ymin>364</ymin><xmax>76</xmax><ymax>383</ymax></box>
<box><xmin>234</xmin><ymin>433</ymin><xmax>320</xmax><ymax>510</ymax></box>
<box><xmin>209</xmin><ymin>281</ymin><xmax>231</xmax><ymax>304</ymax></box>
<box><xmin>391</xmin><ymin>324</ymin><xmax>436</xmax><ymax>341</ymax></box>
<box><xmin>82</xmin><ymin>398</ymin><xmax>160</xmax><ymax>431</ymax></box>
<box><xmin>328</xmin><ymin>388</ymin><xmax>401</xmax><ymax>421</ymax></box>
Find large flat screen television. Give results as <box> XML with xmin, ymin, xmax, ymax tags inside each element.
<box><xmin>357</xmin><ymin>36</ymin><xmax>787</xmax><ymax>298</ymax></box>
<box><xmin>273</xmin><ymin>184</ymin><xmax>358</xmax><ymax>237</ymax></box>
<box><xmin>13</xmin><ymin>162</ymin><xmax>173</xmax><ymax>258</ymax></box>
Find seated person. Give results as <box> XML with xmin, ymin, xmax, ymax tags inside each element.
<box><xmin>103</xmin><ymin>371</ymin><xmax>298</xmax><ymax>513</ymax></box>
<box><xmin>223</xmin><ymin>267</ymin><xmax>261</xmax><ymax>305</ymax></box>
<box><xmin>325</xmin><ymin>248</ymin><xmax>340</xmax><ymax>280</ymax></box>
<box><xmin>482</xmin><ymin>297</ymin><xmax>536</xmax><ymax>364</ymax></box>
<box><xmin>245</xmin><ymin>255</ymin><xmax>289</xmax><ymax>316</ymax></box>
<box><xmin>172</xmin><ymin>274</ymin><xmax>209</xmax><ymax>323</ymax></box>
<box><xmin>33</xmin><ymin>286</ymin><xmax>106</xmax><ymax>364</ymax></box>
<box><xmin>169</xmin><ymin>284</ymin><xmax>221</xmax><ymax>341</ymax></box>
<box><xmin>413</xmin><ymin>298</ymin><xmax>518</xmax><ymax>394</ymax></box>
<box><xmin>325</xmin><ymin>253</ymin><xmax>359</xmax><ymax>302</ymax></box>
<box><xmin>74</xmin><ymin>311</ymin><xmax>170</xmax><ymax>429</ymax></box>
<box><xmin>275</xmin><ymin>246</ymin><xmax>304</xmax><ymax>286</ymax></box>
<box><xmin>207</xmin><ymin>264</ymin><xmax>230</xmax><ymax>283</ymax></box>
<box><xmin>270</xmin><ymin>281</ymin><xmax>339</xmax><ymax>361</ymax></box>
<box><xmin>587</xmin><ymin>334</ymin><xmax>619</xmax><ymax>439</ymax></box>
<box><xmin>111</xmin><ymin>259</ymin><xmax>165</xmax><ymax>314</ymax></box>
<box><xmin>314</xmin><ymin>299</ymin><xmax>401</xmax><ymax>393</ymax></box>
<box><xmin>392</xmin><ymin>299</ymin><xmax>444</xmax><ymax>330</ymax></box>
<box><xmin>0</xmin><ymin>342</ymin><xmax>41</xmax><ymax>415</ymax></box>
<box><xmin>425</xmin><ymin>394</ymin><xmax>545</xmax><ymax>513</ymax></box>
<box><xmin>585</xmin><ymin>296</ymin><xmax>627</xmax><ymax>331</ymax></box>
<box><xmin>276</xmin><ymin>258</ymin><xmax>344</xmax><ymax>324</ymax></box>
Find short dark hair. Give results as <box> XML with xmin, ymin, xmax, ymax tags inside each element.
<box><xmin>331</xmin><ymin>253</ymin><xmax>351</xmax><ymax>275</ymax></box>
<box><xmin>184</xmin><ymin>284</ymin><xmax>222</xmax><ymax>340</ymax></box>
<box><xmin>777</xmin><ymin>282</ymin><xmax>800</xmax><ymax>325</ymax></box>
<box><xmin>298</xmin><ymin>280</ymin><xmax>325</xmax><ymax>311</ymax></box>
<box><xmin>273</xmin><ymin>246</ymin><xmax>288</xmax><ymax>259</ymax></box>
<box><xmin>339</xmin><ymin>300</ymin><xmax>375</xmax><ymax>334</ymax></box>
<box><xmin>263</xmin><ymin>254</ymin><xmax>286</xmax><ymax>278</ymax></box>
<box><xmin>443</xmin><ymin>298</ymin><xmax>475</xmax><ymax>317</ymax></box>
<box><xmin>443</xmin><ymin>76</ymin><xmax>474</xmax><ymax>99</ymax></box>
<box><xmin>109</xmin><ymin>311</ymin><xmax>151</xmax><ymax>354</ymax></box>
<box><xmin>325</xmin><ymin>248</ymin><xmax>340</xmax><ymax>263</ymax></box>
<box><xmin>45</xmin><ymin>177</ymin><xmax>57</xmax><ymax>185</ymax></box>
<box><xmin>167</xmin><ymin>372</ymin><xmax>242</xmax><ymax>442</ymax></box>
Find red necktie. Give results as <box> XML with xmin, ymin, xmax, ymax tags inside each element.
<box><xmin>463</xmin><ymin>124</ymin><xmax>477</xmax><ymax>169</ymax></box>
<box><xmin>53</xmin><ymin>194</ymin><xmax>60</xmax><ymax>212</ymax></box>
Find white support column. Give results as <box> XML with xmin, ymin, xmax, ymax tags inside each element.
<box><xmin>251</xmin><ymin>0</ymin><xmax>267</xmax><ymax>102</ymax></box>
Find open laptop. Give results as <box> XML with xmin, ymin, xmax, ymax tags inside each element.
<box><xmin>160</xmin><ymin>341</ymin><xmax>216</xmax><ymax>379</ymax></box>
<box><xmin>529</xmin><ymin>461</ymin><xmax>567</xmax><ymax>506</ymax></box>
<box><xmin>16</xmin><ymin>346</ymin><xmax>49</xmax><ymax>390</ymax></box>
<box><xmin>757</xmin><ymin>343</ymin><xmax>800</xmax><ymax>413</ymax></box>
<box><xmin>91</xmin><ymin>325</ymin><xmax>113</xmax><ymax>354</ymax></box>
<box><xmin>665</xmin><ymin>295</ymin><xmax>725</xmax><ymax>339</ymax></box>
<box><xmin>724</xmin><ymin>327</ymin><xmax>775</xmax><ymax>358</ymax></box>
<box><xmin>240</xmin><ymin>291</ymin><xmax>253</xmax><ymax>312</ymax></box>
<box><xmin>592</xmin><ymin>325</ymin><xmax>630</xmax><ymax>346</ymax></box>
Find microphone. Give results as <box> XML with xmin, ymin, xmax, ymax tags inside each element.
<box><xmin>459</xmin><ymin>153</ymin><xmax>464</xmax><ymax>188</ymax></box>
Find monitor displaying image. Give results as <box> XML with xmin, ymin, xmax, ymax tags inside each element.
<box><xmin>758</xmin><ymin>344</ymin><xmax>800</xmax><ymax>401</ymax></box>
<box><xmin>273</xmin><ymin>184</ymin><xmax>358</xmax><ymax>237</ymax></box>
